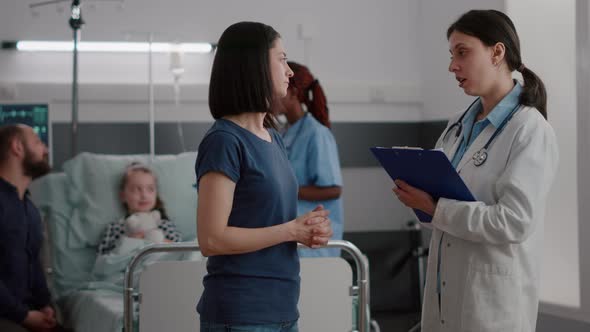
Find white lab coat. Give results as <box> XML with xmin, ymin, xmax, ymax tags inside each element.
<box><xmin>420</xmin><ymin>106</ymin><xmax>559</xmax><ymax>332</ymax></box>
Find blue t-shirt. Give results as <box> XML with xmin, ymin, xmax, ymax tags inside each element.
<box><xmin>283</xmin><ymin>113</ymin><xmax>343</xmax><ymax>257</ymax></box>
<box><xmin>195</xmin><ymin>118</ymin><xmax>300</xmax><ymax>325</ymax></box>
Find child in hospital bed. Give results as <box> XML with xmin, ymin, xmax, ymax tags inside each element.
<box><xmin>96</xmin><ymin>162</ymin><xmax>182</xmax><ymax>255</ymax></box>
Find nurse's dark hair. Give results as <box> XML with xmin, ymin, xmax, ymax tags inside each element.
<box><xmin>447</xmin><ymin>10</ymin><xmax>547</xmax><ymax>119</ymax></box>
<box><xmin>209</xmin><ymin>21</ymin><xmax>280</xmax><ymax>128</ymax></box>
<box><xmin>287</xmin><ymin>61</ymin><xmax>331</xmax><ymax>128</ymax></box>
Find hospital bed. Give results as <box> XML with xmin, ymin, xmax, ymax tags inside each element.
<box><xmin>124</xmin><ymin>241</ymin><xmax>372</xmax><ymax>332</ymax></box>
<box><xmin>30</xmin><ymin>152</ymin><xmax>377</xmax><ymax>332</ymax></box>
<box><xmin>30</xmin><ymin>152</ymin><xmax>200</xmax><ymax>332</ymax></box>
<box><xmin>124</xmin><ymin>240</ymin><xmax>370</xmax><ymax>332</ymax></box>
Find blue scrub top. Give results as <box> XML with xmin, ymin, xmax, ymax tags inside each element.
<box><xmin>283</xmin><ymin>113</ymin><xmax>344</xmax><ymax>257</ymax></box>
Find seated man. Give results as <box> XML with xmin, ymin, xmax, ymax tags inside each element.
<box><xmin>0</xmin><ymin>124</ymin><xmax>58</xmax><ymax>332</ymax></box>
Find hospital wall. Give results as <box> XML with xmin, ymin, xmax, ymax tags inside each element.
<box><xmin>508</xmin><ymin>0</ymin><xmax>582</xmax><ymax>316</ymax></box>
<box><xmin>10</xmin><ymin>85</ymin><xmax>434</xmax><ymax>232</ymax></box>
<box><xmin>0</xmin><ymin>0</ymin><xmax>430</xmax><ymax>232</ymax></box>
<box><xmin>576</xmin><ymin>1</ymin><xmax>590</xmax><ymax>326</ymax></box>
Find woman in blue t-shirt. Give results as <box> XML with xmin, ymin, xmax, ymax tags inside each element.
<box><xmin>195</xmin><ymin>22</ymin><xmax>333</xmax><ymax>332</ymax></box>
<box><xmin>273</xmin><ymin>62</ymin><xmax>344</xmax><ymax>258</ymax></box>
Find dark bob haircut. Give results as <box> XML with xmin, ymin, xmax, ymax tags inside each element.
<box><xmin>209</xmin><ymin>21</ymin><xmax>280</xmax><ymax>127</ymax></box>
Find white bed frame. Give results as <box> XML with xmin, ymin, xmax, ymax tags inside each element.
<box><xmin>124</xmin><ymin>241</ymin><xmax>372</xmax><ymax>332</ymax></box>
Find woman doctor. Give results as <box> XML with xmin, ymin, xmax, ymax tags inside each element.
<box><xmin>392</xmin><ymin>10</ymin><xmax>559</xmax><ymax>332</ymax></box>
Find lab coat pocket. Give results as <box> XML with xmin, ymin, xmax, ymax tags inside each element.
<box><xmin>460</xmin><ymin>262</ymin><xmax>521</xmax><ymax>332</ymax></box>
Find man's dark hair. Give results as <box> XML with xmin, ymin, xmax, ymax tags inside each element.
<box><xmin>0</xmin><ymin>125</ymin><xmax>25</xmax><ymax>164</ymax></box>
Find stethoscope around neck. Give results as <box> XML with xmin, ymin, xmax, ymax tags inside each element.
<box><xmin>442</xmin><ymin>98</ymin><xmax>521</xmax><ymax>167</ymax></box>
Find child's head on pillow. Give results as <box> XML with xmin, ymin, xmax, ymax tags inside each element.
<box><xmin>119</xmin><ymin>162</ymin><xmax>169</xmax><ymax>220</ymax></box>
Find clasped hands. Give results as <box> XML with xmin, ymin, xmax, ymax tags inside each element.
<box><xmin>23</xmin><ymin>306</ymin><xmax>57</xmax><ymax>332</ymax></box>
<box><xmin>292</xmin><ymin>205</ymin><xmax>333</xmax><ymax>248</ymax></box>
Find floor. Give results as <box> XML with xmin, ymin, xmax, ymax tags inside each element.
<box><xmin>372</xmin><ymin>312</ymin><xmax>421</xmax><ymax>332</ymax></box>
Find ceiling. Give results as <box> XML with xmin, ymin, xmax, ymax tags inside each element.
<box><xmin>0</xmin><ymin>0</ymin><xmax>309</xmax><ymax>43</ymax></box>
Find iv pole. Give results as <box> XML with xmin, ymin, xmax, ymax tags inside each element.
<box><xmin>69</xmin><ymin>0</ymin><xmax>84</xmax><ymax>157</ymax></box>
<box><xmin>29</xmin><ymin>0</ymin><xmax>122</xmax><ymax>158</ymax></box>
<box><xmin>148</xmin><ymin>33</ymin><xmax>155</xmax><ymax>162</ymax></box>
<box><xmin>28</xmin><ymin>0</ymin><xmax>84</xmax><ymax>158</ymax></box>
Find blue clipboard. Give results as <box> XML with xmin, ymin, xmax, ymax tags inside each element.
<box><xmin>370</xmin><ymin>147</ymin><xmax>476</xmax><ymax>222</ymax></box>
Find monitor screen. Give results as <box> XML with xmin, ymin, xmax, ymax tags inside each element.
<box><xmin>0</xmin><ymin>103</ymin><xmax>51</xmax><ymax>160</ymax></box>
<box><xmin>0</xmin><ymin>103</ymin><xmax>50</xmax><ymax>145</ymax></box>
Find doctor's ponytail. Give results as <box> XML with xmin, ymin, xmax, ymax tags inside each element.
<box><xmin>518</xmin><ymin>65</ymin><xmax>547</xmax><ymax>119</ymax></box>
<box><xmin>447</xmin><ymin>10</ymin><xmax>548</xmax><ymax>119</ymax></box>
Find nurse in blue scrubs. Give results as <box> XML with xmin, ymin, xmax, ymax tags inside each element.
<box><xmin>274</xmin><ymin>62</ymin><xmax>344</xmax><ymax>257</ymax></box>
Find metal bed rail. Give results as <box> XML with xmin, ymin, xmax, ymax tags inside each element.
<box><xmin>123</xmin><ymin>240</ymin><xmax>370</xmax><ymax>332</ymax></box>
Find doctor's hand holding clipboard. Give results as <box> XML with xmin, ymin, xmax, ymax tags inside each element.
<box><xmin>393</xmin><ymin>178</ymin><xmax>437</xmax><ymax>218</ymax></box>
<box><xmin>371</xmin><ymin>147</ymin><xmax>476</xmax><ymax>223</ymax></box>
<box><xmin>384</xmin><ymin>10</ymin><xmax>559</xmax><ymax>332</ymax></box>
